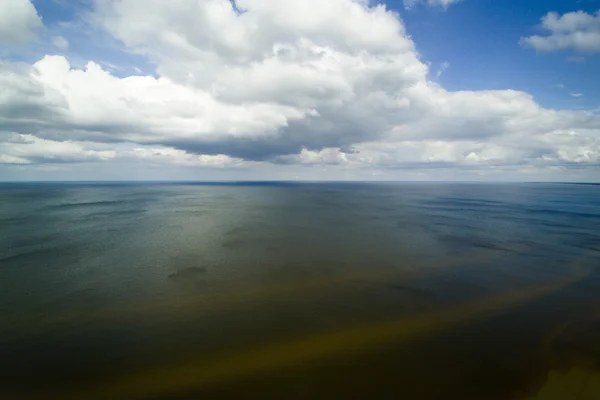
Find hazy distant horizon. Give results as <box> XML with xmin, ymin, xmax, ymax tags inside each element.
<box><xmin>2</xmin><ymin>179</ymin><xmax>600</xmax><ymax>184</ymax></box>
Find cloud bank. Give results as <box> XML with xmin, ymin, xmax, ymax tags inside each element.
<box><xmin>0</xmin><ymin>0</ymin><xmax>599</xmax><ymax>181</ymax></box>
<box><xmin>0</xmin><ymin>0</ymin><xmax>42</xmax><ymax>44</ymax></box>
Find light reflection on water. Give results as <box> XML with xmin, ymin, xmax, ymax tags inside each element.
<box><xmin>0</xmin><ymin>182</ymin><xmax>599</xmax><ymax>399</ymax></box>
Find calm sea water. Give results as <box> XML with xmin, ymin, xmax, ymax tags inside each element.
<box><xmin>1</xmin><ymin>182</ymin><xmax>599</xmax><ymax>399</ymax></box>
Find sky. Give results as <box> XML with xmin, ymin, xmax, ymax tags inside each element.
<box><xmin>0</xmin><ymin>0</ymin><xmax>599</xmax><ymax>181</ymax></box>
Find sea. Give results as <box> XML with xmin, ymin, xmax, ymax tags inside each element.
<box><xmin>1</xmin><ymin>182</ymin><xmax>599</xmax><ymax>399</ymax></box>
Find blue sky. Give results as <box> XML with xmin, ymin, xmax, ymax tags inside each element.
<box><xmin>398</xmin><ymin>0</ymin><xmax>600</xmax><ymax>109</ymax></box>
<box><xmin>19</xmin><ymin>0</ymin><xmax>156</xmax><ymax>74</ymax></box>
<box><xmin>0</xmin><ymin>0</ymin><xmax>599</xmax><ymax>181</ymax></box>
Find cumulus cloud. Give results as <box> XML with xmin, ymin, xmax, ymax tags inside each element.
<box><xmin>120</xmin><ymin>147</ymin><xmax>246</xmax><ymax>167</ymax></box>
<box><xmin>1</xmin><ymin>56</ymin><xmax>309</xmax><ymax>152</ymax></box>
<box><xmin>0</xmin><ymin>0</ymin><xmax>599</xmax><ymax>180</ymax></box>
<box><xmin>0</xmin><ymin>132</ymin><xmax>247</xmax><ymax>167</ymax></box>
<box><xmin>353</xmin><ymin>128</ymin><xmax>600</xmax><ymax>168</ymax></box>
<box><xmin>0</xmin><ymin>0</ymin><xmax>42</xmax><ymax>44</ymax></box>
<box><xmin>0</xmin><ymin>133</ymin><xmax>116</xmax><ymax>164</ymax></box>
<box><xmin>277</xmin><ymin>147</ymin><xmax>349</xmax><ymax>165</ymax></box>
<box><xmin>520</xmin><ymin>10</ymin><xmax>600</xmax><ymax>53</ymax></box>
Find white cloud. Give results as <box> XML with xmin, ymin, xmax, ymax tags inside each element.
<box><xmin>436</xmin><ymin>61</ymin><xmax>450</xmax><ymax>77</ymax></box>
<box><xmin>404</xmin><ymin>0</ymin><xmax>461</xmax><ymax>10</ymax></box>
<box><xmin>51</xmin><ymin>36</ymin><xmax>69</xmax><ymax>50</ymax></box>
<box><xmin>0</xmin><ymin>0</ymin><xmax>599</xmax><ymax>180</ymax></box>
<box><xmin>0</xmin><ymin>133</ymin><xmax>248</xmax><ymax>167</ymax></box>
<box><xmin>17</xmin><ymin>55</ymin><xmax>309</xmax><ymax>142</ymax></box>
<box><xmin>571</xmin><ymin>93</ymin><xmax>584</xmax><ymax>97</ymax></box>
<box><xmin>278</xmin><ymin>147</ymin><xmax>349</xmax><ymax>165</ymax></box>
<box><xmin>0</xmin><ymin>134</ymin><xmax>116</xmax><ymax>164</ymax></box>
<box><xmin>520</xmin><ymin>10</ymin><xmax>600</xmax><ymax>53</ymax></box>
<box><xmin>0</xmin><ymin>0</ymin><xmax>42</xmax><ymax>44</ymax></box>
<box><xmin>0</xmin><ymin>154</ymin><xmax>29</xmax><ymax>164</ymax></box>
<box><xmin>120</xmin><ymin>146</ymin><xmax>246</xmax><ymax>167</ymax></box>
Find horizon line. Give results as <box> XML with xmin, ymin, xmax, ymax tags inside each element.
<box><xmin>0</xmin><ymin>180</ymin><xmax>599</xmax><ymax>185</ymax></box>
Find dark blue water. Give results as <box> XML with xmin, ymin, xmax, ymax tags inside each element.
<box><xmin>1</xmin><ymin>182</ymin><xmax>599</xmax><ymax>399</ymax></box>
